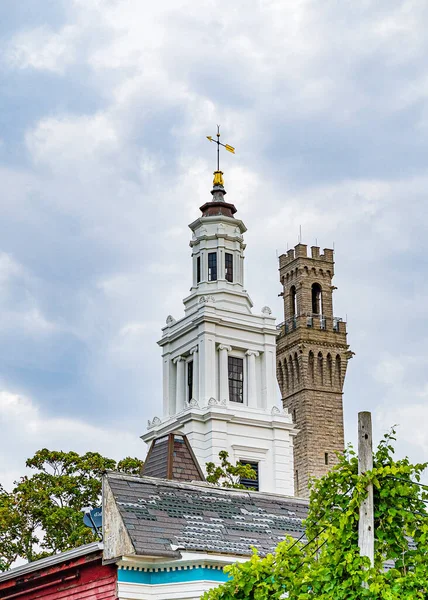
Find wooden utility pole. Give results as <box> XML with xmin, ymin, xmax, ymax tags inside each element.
<box><xmin>358</xmin><ymin>411</ymin><xmax>374</xmax><ymax>566</ymax></box>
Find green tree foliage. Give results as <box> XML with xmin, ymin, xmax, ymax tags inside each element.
<box><xmin>202</xmin><ymin>431</ymin><xmax>428</xmax><ymax>599</ymax></box>
<box><xmin>206</xmin><ymin>451</ymin><xmax>257</xmax><ymax>489</ymax></box>
<box><xmin>0</xmin><ymin>449</ymin><xmax>143</xmax><ymax>570</ymax></box>
<box><xmin>0</xmin><ymin>484</ymin><xmax>30</xmax><ymax>571</ymax></box>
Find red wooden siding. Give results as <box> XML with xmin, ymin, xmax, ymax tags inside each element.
<box><xmin>0</xmin><ymin>552</ymin><xmax>117</xmax><ymax>600</ymax></box>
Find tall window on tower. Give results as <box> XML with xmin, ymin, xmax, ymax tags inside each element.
<box><xmin>196</xmin><ymin>256</ymin><xmax>201</xmax><ymax>283</ymax></box>
<box><xmin>311</xmin><ymin>282</ymin><xmax>322</xmax><ymax>314</ymax></box>
<box><xmin>225</xmin><ymin>253</ymin><xmax>234</xmax><ymax>282</ymax></box>
<box><xmin>228</xmin><ymin>356</ymin><xmax>244</xmax><ymax>403</ymax></box>
<box><xmin>208</xmin><ymin>253</ymin><xmax>217</xmax><ymax>281</ymax></box>
<box><xmin>290</xmin><ymin>285</ymin><xmax>297</xmax><ymax>316</ymax></box>
<box><xmin>187</xmin><ymin>361</ymin><xmax>193</xmax><ymax>402</ymax></box>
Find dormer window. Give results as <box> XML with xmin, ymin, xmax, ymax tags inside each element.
<box><xmin>208</xmin><ymin>252</ymin><xmax>217</xmax><ymax>281</ymax></box>
<box><xmin>225</xmin><ymin>253</ymin><xmax>233</xmax><ymax>282</ymax></box>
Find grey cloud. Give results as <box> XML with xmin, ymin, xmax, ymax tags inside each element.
<box><xmin>0</xmin><ymin>0</ymin><xmax>428</xmax><ymax>485</ymax></box>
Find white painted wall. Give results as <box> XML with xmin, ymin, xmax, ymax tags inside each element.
<box><xmin>144</xmin><ymin>402</ymin><xmax>295</xmax><ymax>496</ymax></box>
<box><xmin>116</xmin><ymin>554</ymin><xmax>248</xmax><ymax>600</ymax></box>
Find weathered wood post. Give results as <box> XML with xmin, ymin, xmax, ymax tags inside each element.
<box><xmin>358</xmin><ymin>411</ymin><xmax>374</xmax><ymax>566</ymax></box>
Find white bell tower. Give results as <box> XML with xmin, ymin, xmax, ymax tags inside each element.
<box><xmin>143</xmin><ymin>168</ymin><xmax>296</xmax><ymax>495</ymax></box>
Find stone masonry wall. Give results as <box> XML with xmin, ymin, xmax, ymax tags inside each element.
<box><xmin>277</xmin><ymin>243</ymin><xmax>351</xmax><ymax>497</ymax></box>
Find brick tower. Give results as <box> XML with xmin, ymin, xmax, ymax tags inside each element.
<box><xmin>276</xmin><ymin>243</ymin><xmax>352</xmax><ymax>497</ymax></box>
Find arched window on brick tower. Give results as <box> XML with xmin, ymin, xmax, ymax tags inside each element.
<box><xmin>335</xmin><ymin>354</ymin><xmax>342</xmax><ymax>387</ymax></box>
<box><xmin>308</xmin><ymin>351</ymin><xmax>314</xmax><ymax>383</ymax></box>
<box><xmin>277</xmin><ymin>361</ymin><xmax>284</xmax><ymax>390</ymax></box>
<box><xmin>284</xmin><ymin>358</ymin><xmax>290</xmax><ymax>393</ymax></box>
<box><xmin>294</xmin><ymin>353</ymin><xmax>300</xmax><ymax>384</ymax></box>
<box><xmin>327</xmin><ymin>353</ymin><xmax>333</xmax><ymax>386</ymax></box>
<box><xmin>289</xmin><ymin>355</ymin><xmax>295</xmax><ymax>390</ymax></box>
<box><xmin>290</xmin><ymin>285</ymin><xmax>297</xmax><ymax>316</ymax></box>
<box><xmin>317</xmin><ymin>352</ymin><xmax>323</xmax><ymax>386</ymax></box>
<box><xmin>311</xmin><ymin>283</ymin><xmax>322</xmax><ymax>315</ymax></box>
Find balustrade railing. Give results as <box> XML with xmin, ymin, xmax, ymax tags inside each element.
<box><xmin>276</xmin><ymin>314</ymin><xmax>345</xmax><ymax>335</ymax></box>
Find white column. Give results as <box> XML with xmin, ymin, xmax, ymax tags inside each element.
<box><xmin>221</xmin><ymin>247</ymin><xmax>226</xmax><ymax>281</ymax></box>
<box><xmin>162</xmin><ymin>356</ymin><xmax>171</xmax><ymax>416</ymax></box>
<box><xmin>235</xmin><ymin>254</ymin><xmax>240</xmax><ymax>284</ymax></box>
<box><xmin>199</xmin><ymin>332</ymin><xmax>217</xmax><ymax>403</ymax></box>
<box><xmin>173</xmin><ymin>356</ymin><xmax>186</xmax><ymax>412</ymax></box>
<box><xmin>246</xmin><ymin>350</ymin><xmax>259</xmax><ymax>408</ymax></box>
<box><xmin>218</xmin><ymin>344</ymin><xmax>231</xmax><ymax>403</ymax></box>
<box><xmin>190</xmin><ymin>345</ymin><xmax>199</xmax><ymax>400</ymax></box>
<box><xmin>201</xmin><ymin>251</ymin><xmax>207</xmax><ymax>282</ymax></box>
<box><xmin>263</xmin><ymin>349</ymin><xmax>276</xmax><ymax>410</ymax></box>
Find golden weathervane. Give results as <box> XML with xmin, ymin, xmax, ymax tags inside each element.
<box><xmin>206</xmin><ymin>125</ymin><xmax>235</xmax><ymax>187</ymax></box>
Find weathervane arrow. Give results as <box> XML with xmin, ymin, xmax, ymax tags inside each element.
<box><xmin>206</xmin><ymin>126</ymin><xmax>235</xmax><ymax>187</ymax></box>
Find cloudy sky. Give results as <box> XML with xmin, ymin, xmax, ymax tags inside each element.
<box><xmin>1</xmin><ymin>0</ymin><xmax>428</xmax><ymax>489</ymax></box>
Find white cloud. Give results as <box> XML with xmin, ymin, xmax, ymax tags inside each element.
<box><xmin>0</xmin><ymin>388</ymin><xmax>144</xmax><ymax>491</ymax></box>
<box><xmin>377</xmin><ymin>402</ymin><xmax>428</xmax><ymax>460</ymax></box>
<box><xmin>374</xmin><ymin>356</ymin><xmax>406</xmax><ymax>387</ymax></box>
<box><xmin>6</xmin><ymin>25</ymin><xmax>77</xmax><ymax>73</ymax></box>
<box><xmin>0</xmin><ymin>253</ymin><xmax>59</xmax><ymax>335</ymax></box>
<box><xmin>108</xmin><ymin>321</ymin><xmax>160</xmax><ymax>366</ymax></box>
<box><xmin>2</xmin><ymin>0</ymin><xmax>428</xmax><ymax>489</ymax></box>
<box><xmin>26</xmin><ymin>113</ymin><xmax>119</xmax><ymax>169</ymax></box>
<box><xmin>0</xmin><ymin>252</ymin><xmax>25</xmax><ymax>283</ymax></box>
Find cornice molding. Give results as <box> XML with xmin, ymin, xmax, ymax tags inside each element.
<box><xmin>159</xmin><ymin>313</ymin><xmax>278</xmax><ymax>347</ymax></box>
<box><xmin>142</xmin><ymin>405</ymin><xmax>296</xmax><ymax>441</ymax></box>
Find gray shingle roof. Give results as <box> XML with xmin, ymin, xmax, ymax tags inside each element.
<box><xmin>106</xmin><ymin>473</ymin><xmax>308</xmax><ymax>558</ymax></box>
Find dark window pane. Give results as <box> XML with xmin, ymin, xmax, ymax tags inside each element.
<box><xmin>196</xmin><ymin>257</ymin><xmax>201</xmax><ymax>283</ymax></box>
<box><xmin>228</xmin><ymin>356</ymin><xmax>243</xmax><ymax>403</ymax></box>
<box><xmin>311</xmin><ymin>282</ymin><xmax>322</xmax><ymax>315</ymax></box>
<box><xmin>208</xmin><ymin>253</ymin><xmax>217</xmax><ymax>281</ymax></box>
<box><xmin>290</xmin><ymin>285</ymin><xmax>297</xmax><ymax>316</ymax></box>
<box><xmin>187</xmin><ymin>361</ymin><xmax>193</xmax><ymax>402</ymax></box>
<box><xmin>239</xmin><ymin>461</ymin><xmax>259</xmax><ymax>491</ymax></box>
<box><xmin>225</xmin><ymin>253</ymin><xmax>233</xmax><ymax>282</ymax></box>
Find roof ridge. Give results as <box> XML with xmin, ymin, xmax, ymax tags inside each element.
<box><xmin>105</xmin><ymin>472</ymin><xmax>309</xmax><ymax>505</ymax></box>
<box><xmin>0</xmin><ymin>542</ymin><xmax>103</xmax><ymax>582</ymax></box>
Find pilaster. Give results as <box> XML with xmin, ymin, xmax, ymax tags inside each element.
<box><xmin>190</xmin><ymin>345</ymin><xmax>199</xmax><ymax>401</ymax></box>
<box><xmin>173</xmin><ymin>356</ymin><xmax>186</xmax><ymax>413</ymax></box>
<box><xmin>245</xmin><ymin>350</ymin><xmax>259</xmax><ymax>408</ymax></box>
<box><xmin>219</xmin><ymin>344</ymin><xmax>232</xmax><ymax>403</ymax></box>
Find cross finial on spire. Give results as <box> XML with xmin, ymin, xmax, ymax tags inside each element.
<box><xmin>206</xmin><ymin>125</ymin><xmax>235</xmax><ymax>188</ymax></box>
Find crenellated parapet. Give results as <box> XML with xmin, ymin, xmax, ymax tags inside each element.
<box><xmin>278</xmin><ymin>244</ymin><xmax>340</xmax><ymax>326</ymax></box>
<box><xmin>279</xmin><ymin>244</ymin><xmax>334</xmax><ymax>269</ymax></box>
